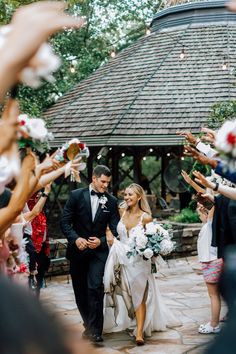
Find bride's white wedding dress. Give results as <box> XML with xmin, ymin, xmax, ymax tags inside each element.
<box><xmin>103</xmin><ymin>214</ymin><xmax>181</xmax><ymax>336</ymax></box>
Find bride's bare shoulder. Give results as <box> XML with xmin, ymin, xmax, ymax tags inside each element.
<box><xmin>118</xmin><ymin>207</ymin><xmax>126</xmax><ymax>217</ymax></box>
<box><xmin>142</xmin><ymin>213</ymin><xmax>153</xmax><ymax>225</ymax></box>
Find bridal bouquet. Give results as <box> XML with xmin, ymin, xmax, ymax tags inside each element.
<box><xmin>215</xmin><ymin>119</ymin><xmax>236</xmax><ymax>172</ymax></box>
<box><xmin>126</xmin><ymin>221</ymin><xmax>175</xmax><ymax>260</ymax></box>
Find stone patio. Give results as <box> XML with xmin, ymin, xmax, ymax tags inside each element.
<box><xmin>41</xmin><ymin>257</ymin><xmax>226</xmax><ymax>354</ymax></box>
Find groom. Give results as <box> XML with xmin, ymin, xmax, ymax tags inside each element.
<box><xmin>61</xmin><ymin>165</ymin><xmax>119</xmax><ymax>343</ymax></box>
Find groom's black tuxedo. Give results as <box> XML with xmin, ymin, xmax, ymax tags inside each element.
<box><xmin>61</xmin><ymin>187</ymin><xmax>119</xmax><ymax>337</ymax></box>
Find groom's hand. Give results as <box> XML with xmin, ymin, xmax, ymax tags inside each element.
<box><xmin>75</xmin><ymin>237</ymin><xmax>88</xmax><ymax>250</ymax></box>
<box><xmin>88</xmin><ymin>237</ymin><xmax>101</xmax><ymax>249</ymax></box>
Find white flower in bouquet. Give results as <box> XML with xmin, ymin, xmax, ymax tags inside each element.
<box><xmin>161</xmin><ymin>229</ymin><xmax>170</xmax><ymax>239</ymax></box>
<box><xmin>136</xmin><ymin>234</ymin><xmax>148</xmax><ymax>249</ymax></box>
<box><xmin>145</xmin><ymin>222</ymin><xmax>157</xmax><ymax>235</ymax></box>
<box><xmin>160</xmin><ymin>239</ymin><xmax>175</xmax><ymax>256</ymax></box>
<box><xmin>143</xmin><ymin>248</ymin><xmax>154</xmax><ymax>259</ymax></box>
<box><xmin>18</xmin><ymin>114</ymin><xmax>51</xmax><ymax>142</ymax></box>
<box><xmin>215</xmin><ymin>120</ymin><xmax>236</xmax><ymax>157</ymax></box>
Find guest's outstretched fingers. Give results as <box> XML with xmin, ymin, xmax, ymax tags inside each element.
<box><xmin>193</xmin><ymin>171</ymin><xmax>210</xmax><ymax>188</ymax></box>
<box><xmin>176</xmin><ymin>131</ymin><xmax>197</xmax><ymax>145</ymax></box>
<box><xmin>200</xmin><ymin>127</ymin><xmax>216</xmax><ymax>144</ymax></box>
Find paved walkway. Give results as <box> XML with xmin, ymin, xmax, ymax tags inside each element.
<box><xmin>41</xmin><ymin>257</ymin><xmax>226</xmax><ymax>354</ymax></box>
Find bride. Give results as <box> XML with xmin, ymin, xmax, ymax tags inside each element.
<box><xmin>103</xmin><ymin>183</ymin><xmax>181</xmax><ymax>345</ymax></box>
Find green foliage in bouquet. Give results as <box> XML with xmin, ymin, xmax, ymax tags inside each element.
<box><xmin>18</xmin><ymin>138</ymin><xmax>50</xmax><ymax>154</ymax></box>
<box><xmin>169</xmin><ymin>207</ymin><xmax>200</xmax><ymax>224</ymax></box>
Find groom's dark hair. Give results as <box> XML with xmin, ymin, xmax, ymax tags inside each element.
<box><xmin>93</xmin><ymin>165</ymin><xmax>111</xmax><ymax>178</ymax></box>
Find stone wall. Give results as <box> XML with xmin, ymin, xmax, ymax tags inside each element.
<box><xmin>167</xmin><ymin>222</ymin><xmax>202</xmax><ymax>257</ymax></box>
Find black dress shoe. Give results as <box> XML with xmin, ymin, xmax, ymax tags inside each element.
<box><xmin>90</xmin><ymin>335</ymin><xmax>104</xmax><ymax>343</ymax></box>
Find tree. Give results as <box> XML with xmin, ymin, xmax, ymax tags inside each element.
<box><xmin>0</xmin><ymin>0</ymin><xmax>160</xmax><ymax>116</ymax></box>
<box><xmin>208</xmin><ymin>100</ymin><xmax>236</xmax><ymax>129</ymax></box>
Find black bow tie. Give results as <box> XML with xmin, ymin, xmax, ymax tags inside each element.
<box><xmin>91</xmin><ymin>190</ymin><xmax>103</xmax><ymax>198</ymax></box>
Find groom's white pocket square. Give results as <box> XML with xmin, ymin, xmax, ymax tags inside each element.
<box><xmin>102</xmin><ymin>210</ymin><xmax>110</xmax><ymax>213</ymax></box>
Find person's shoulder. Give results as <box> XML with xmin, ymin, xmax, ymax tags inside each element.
<box><xmin>105</xmin><ymin>192</ymin><xmax>117</xmax><ymax>203</ymax></box>
<box><xmin>142</xmin><ymin>212</ymin><xmax>153</xmax><ymax>225</ymax></box>
<box><xmin>118</xmin><ymin>206</ymin><xmax>126</xmax><ymax>216</ymax></box>
<box><xmin>71</xmin><ymin>187</ymin><xmax>88</xmax><ymax>197</ymax></box>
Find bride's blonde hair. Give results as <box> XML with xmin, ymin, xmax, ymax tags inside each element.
<box><xmin>120</xmin><ymin>183</ymin><xmax>152</xmax><ymax>215</ymax></box>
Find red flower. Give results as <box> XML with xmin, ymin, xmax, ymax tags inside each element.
<box><xmin>19</xmin><ymin>263</ymin><xmax>28</xmax><ymax>273</ymax></box>
<box><xmin>227</xmin><ymin>132</ymin><xmax>236</xmax><ymax>145</ymax></box>
<box><xmin>20</xmin><ymin>120</ymin><xmax>26</xmax><ymax>126</ymax></box>
<box><xmin>63</xmin><ymin>149</ymin><xmax>68</xmax><ymax>161</ymax></box>
<box><xmin>78</xmin><ymin>143</ymin><xmax>85</xmax><ymax>150</ymax></box>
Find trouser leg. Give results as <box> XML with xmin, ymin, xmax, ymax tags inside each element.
<box><xmin>87</xmin><ymin>256</ymin><xmax>106</xmax><ymax>336</ymax></box>
<box><xmin>70</xmin><ymin>254</ymin><xmax>90</xmax><ymax>329</ymax></box>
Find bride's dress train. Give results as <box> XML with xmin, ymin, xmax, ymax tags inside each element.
<box><xmin>103</xmin><ymin>218</ymin><xmax>181</xmax><ymax>336</ymax></box>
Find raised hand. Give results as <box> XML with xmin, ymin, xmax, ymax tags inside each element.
<box><xmin>200</xmin><ymin>127</ymin><xmax>216</xmax><ymax>145</ymax></box>
<box><xmin>193</xmin><ymin>171</ymin><xmax>215</xmax><ymax>189</ymax></box>
<box><xmin>176</xmin><ymin>130</ymin><xmax>197</xmax><ymax>145</ymax></box>
<box><xmin>36</xmin><ymin>152</ymin><xmax>61</xmax><ymax>176</ymax></box>
<box><xmin>0</xmin><ymin>1</ymin><xmax>85</xmax><ymax>101</ymax></box>
<box><xmin>184</xmin><ymin>146</ymin><xmax>218</xmax><ymax>168</ymax></box>
<box><xmin>0</xmin><ymin>98</ymin><xmax>19</xmax><ymax>154</ymax></box>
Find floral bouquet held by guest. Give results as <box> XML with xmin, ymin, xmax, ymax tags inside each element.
<box><xmin>18</xmin><ymin>114</ymin><xmax>53</xmax><ymax>153</ymax></box>
<box><xmin>215</xmin><ymin>120</ymin><xmax>236</xmax><ymax>172</ymax></box>
<box><xmin>55</xmin><ymin>138</ymin><xmax>89</xmax><ymax>182</ymax></box>
<box><xmin>127</xmin><ymin>221</ymin><xmax>175</xmax><ymax>271</ymax></box>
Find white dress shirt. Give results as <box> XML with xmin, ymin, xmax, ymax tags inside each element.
<box><xmin>89</xmin><ymin>184</ymin><xmax>99</xmax><ymax>221</ymax></box>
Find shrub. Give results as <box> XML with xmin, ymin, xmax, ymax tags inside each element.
<box><xmin>169</xmin><ymin>208</ymin><xmax>200</xmax><ymax>223</ymax></box>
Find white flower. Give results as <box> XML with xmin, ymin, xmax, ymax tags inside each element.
<box><xmin>19</xmin><ymin>43</ymin><xmax>61</xmax><ymax>88</ymax></box>
<box><xmin>99</xmin><ymin>195</ymin><xmax>108</xmax><ymax>208</ymax></box>
<box><xmin>143</xmin><ymin>248</ymin><xmax>154</xmax><ymax>259</ymax></box>
<box><xmin>136</xmin><ymin>234</ymin><xmax>148</xmax><ymax>249</ymax></box>
<box><xmin>18</xmin><ymin>115</ymin><xmax>49</xmax><ymax>142</ymax></box>
<box><xmin>68</xmin><ymin>138</ymin><xmax>80</xmax><ymax>145</ymax></box>
<box><xmin>161</xmin><ymin>229</ymin><xmax>170</xmax><ymax>239</ymax></box>
<box><xmin>145</xmin><ymin>222</ymin><xmax>157</xmax><ymax>235</ymax></box>
<box><xmin>28</xmin><ymin>119</ymin><xmax>49</xmax><ymax>142</ymax></box>
<box><xmin>215</xmin><ymin>120</ymin><xmax>236</xmax><ymax>155</ymax></box>
<box><xmin>160</xmin><ymin>239</ymin><xmax>174</xmax><ymax>256</ymax></box>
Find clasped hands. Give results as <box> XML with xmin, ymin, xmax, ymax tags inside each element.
<box><xmin>75</xmin><ymin>236</ymin><xmax>101</xmax><ymax>250</ymax></box>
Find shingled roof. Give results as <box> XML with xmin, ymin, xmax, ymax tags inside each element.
<box><xmin>44</xmin><ymin>0</ymin><xmax>236</xmax><ymax>147</ymax></box>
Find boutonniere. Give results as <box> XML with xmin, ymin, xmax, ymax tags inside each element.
<box><xmin>99</xmin><ymin>195</ymin><xmax>108</xmax><ymax>209</ymax></box>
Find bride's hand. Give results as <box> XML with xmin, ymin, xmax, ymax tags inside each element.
<box><xmin>106</xmin><ymin>228</ymin><xmax>114</xmax><ymax>246</ymax></box>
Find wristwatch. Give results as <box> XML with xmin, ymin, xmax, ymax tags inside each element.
<box><xmin>213</xmin><ymin>182</ymin><xmax>219</xmax><ymax>191</ymax></box>
<box><xmin>41</xmin><ymin>192</ymin><xmax>49</xmax><ymax>198</ymax></box>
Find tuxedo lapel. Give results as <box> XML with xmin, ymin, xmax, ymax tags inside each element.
<box><xmin>83</xmin><ymin>188</ymin><xmax>92</xmax><ymax>222</ymax></box>
<box><xmin>93</xmin><ymin>203</ymin><xmax>102</xmax><ymax>224</ymax></box>
<box><xmin>93</xmin><ymin>193</ymin><xmax>108</xmax><ymax>224</ymax></box>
